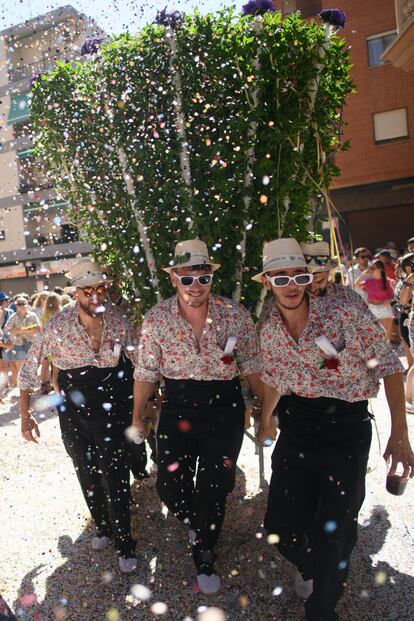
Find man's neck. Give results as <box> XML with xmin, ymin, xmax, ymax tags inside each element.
<box><xmin>177</xmin><ymin>296</ymin><xmax>209</xmax><ymax>325</ymax></box>
<box><xmin>277</xmin><ymin>295</ymin><xmax>309</xmax><ymax>340</ymax></box>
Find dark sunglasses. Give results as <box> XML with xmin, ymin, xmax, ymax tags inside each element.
<box><xmin>358</xmin><ymin>254</ymin><xmax>371</xmax><ymax>260</ymax></box>
<box><xmin>304</xmin><ymin>255</ymin><xmax>330</xmax><ymax>266</ymax></box>
<box><xmin>266</xmin><ymin>273</ymin><xmax>313</xmax><ymax>287</ymax></box>
<box><xmin>176</xmin><ymin>274</ymin><xmax>213</xmax><ymax>286</ymax></box>
<box><xmin>78</xmin><ymin>285</ymin><xmax>107</xmax><ymax>297</ymax></box>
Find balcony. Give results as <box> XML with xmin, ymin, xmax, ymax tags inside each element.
<box><xmin>8</xmin><ymin>50</ymin><xmax>81</xmax><ymax>84</ymax></box>
<box><xmin>382</xmin><ymin>0</ymin><xmax>414</xmax><ymax>70</ymax></box>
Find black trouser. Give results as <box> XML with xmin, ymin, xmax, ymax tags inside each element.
<box><xmin>57</xmin><ymin>360</ymin><xmax>136</xmax><ymax>558</ymax></box>
<box><xmin>265</xmin><ymin>395</ymin><xmax>372</xmax><ymax>621</ymax></box>
<box><xmin>156</xmin><ymin>378</ymin><xmax>245</xmax><ymax>566</ymax></box>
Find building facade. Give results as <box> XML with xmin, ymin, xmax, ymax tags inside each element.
<box><xmin>0</xmin><ymin>5</ymin><xmax>103</xmax><ymax>295</ymax></box>
<box><xmin>281</xmin><ymin>0</ymin><xmax>414</xmax><ymax>253</ymax></box>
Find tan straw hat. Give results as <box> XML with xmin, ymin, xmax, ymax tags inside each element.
<box><xmin>66</xmin><ymin>258</ymin><xmax>108</xmax><ymax>287</ymax></box>
<box><xmin>300</xmin><ymin>241</ymin><xmax>336</xmax><ymax>271</ymax></box>
<box><xmin>251</xmin><ymin>238</ymin><xmax>307</xmax><ymax>282</ymax></box>
<box><xmin>162</xmin><ymin>239</ymin><xmax>221</xmax><ymax>273</ymax></box>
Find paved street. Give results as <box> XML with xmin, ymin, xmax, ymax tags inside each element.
<box><xmin>0</xmin><ymin>382</ymin><xmax>413</xmax><ymax>621</ymax></box>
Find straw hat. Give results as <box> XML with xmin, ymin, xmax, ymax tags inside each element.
<box><xmin>251</xmin><ymin>238</ymin><xmax>307</xmax><ymax>282</ymax></box>
<box><xmin>66</xmin><ymin>258</ymin><xmax>108</xmax><ymax>287</ymax></box>
<box><xmin>162</xmin><ymin>239</ymin><xmax>220</xmax><ymax>273</ymax></box>
<box><xmin>300</xmin><ymin>241</ymin><xmax>336</xmax><ymax>271</ymax></box>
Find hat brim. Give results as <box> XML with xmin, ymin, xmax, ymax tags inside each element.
<box><xmin>306</xmin><ymin>262</ymin><xmax>337</xmax><ymax>272</ymax></box>
<box><xmin>251</xmin><ymin>262</ymin><xmax>309</xmax><ymax>282</ymax></box>
<box><xmin>162</xmin><ymin>263</ymin><xmax>221</xmax><ymax>274</ymax></box>
<box><xmin>69</xmin><ymin>276</ymin><xmax>109</xmax><ymax>287</ymax></box>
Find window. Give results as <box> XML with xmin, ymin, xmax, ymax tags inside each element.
<box><xmin>7</xmin><ymin>93</ymin><xmax>31</xmax><ymax>124</ymax></box>
<box><xmin>23</xmin><ymin>201</ymin><xmax>76</xmax><ymax>248</ymax></box>
<box><xmin>17</xmin><ymin>149</ymin><xmax>52</xmax><ymax>193</ymax></box>
<box><xmin>373</xmin><ymin>108</ymin><xmax>408</xmax><ymax>144</ymax></box>
<box><xmin>283</xmin><ymin>1</ymin><xmax>321</xmax><ymax>18</ymax></box>
<box><xmin>367</xmin><ymin>31</ymin><xmax>397</xmax><ymax>67</ymax></box>
<box><xmin>13</xmin><ymin>119</ymin><xmax>33</xmax><ymax>140</ymax></box>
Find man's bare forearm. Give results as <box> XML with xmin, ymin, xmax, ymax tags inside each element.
<box><xmin>383</xmin><ymin>372</ymin><xmax>408</xmax><ymax>435</ymax></box>
<box><xmin>132</xmin><ymin>380</ymin><xmax>157</xmax><ymax>421</ymax></box>
<box><xmin>244</xmin><ymin>372</ymin><xmax>263</xmax><ymax>402</ymax></box>
<box><xmin>20</xmin><ymin>389</ymin><xmax>32</xmax><ymax>419</ymax></box>
<box><xmin>261</xmin><ymin>382</ymin><xmax>280</xmax><ymax>423</ymax></box>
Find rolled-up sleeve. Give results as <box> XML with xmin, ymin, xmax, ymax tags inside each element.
<box><xmin>352</xmin><ymin>306</ymin><xmax>403</xmax><ymax>378</ymax></box>
<box><xmin>235</xmin><ymin>307</ymin><xmax>262</xmax><ymax>376</ymax></box>
<box><xmin>133</xmin><ymin>316</ymin><xmax>162</xmax><ymax>383</ymax></box>
<box><xmin>17</xmin><ymin>331</ymin><xmax>51</xmax><ymax>390</ymax></box>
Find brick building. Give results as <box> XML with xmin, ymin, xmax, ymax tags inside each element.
<box><xmin>281</xmin><ymin>0</ymin><xmax>414</xmax><ymax>253</ymax></box>
<box><xmin>0</xmin><ymin>6</ymin><xmax>103</xmax><ymax>294</ymax></box>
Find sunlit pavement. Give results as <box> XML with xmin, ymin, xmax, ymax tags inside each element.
<box><xmin>0</xmin><ymin>381</ymin><xmax>413</xmax><ymax>621</ymax></box>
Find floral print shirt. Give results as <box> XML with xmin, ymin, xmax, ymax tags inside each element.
<box><xmin>18</xmin><ymin>302</ymin><xmax>138</xmax><ymax>390</ymax></box>
<box><xmin>134</xmin><ymin>294</ymin><xmax>262</xmax><ymax>382</ymax></box>
<box><xmin>5</xmin><ymin>311</ymin><xmax>40</xmax><ymax>346</ymax></box>
<box><xmin>259</xmin><ymin>293</ymin><xmax>402</xmax><ymax>401</ymax></box>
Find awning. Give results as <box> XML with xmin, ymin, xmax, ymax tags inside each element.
<box><xmin>7</xmin><ymin>93</ymin><xmax>31</xmax><ymax>124</ymax></box>
<box><xmin>23</xmin><ymin>200</ymin><xmax>71</xmax><ymax>213</ymax></box>
<box><xmin>17</xmin><ymin>148</ymin><xmax>34</xmax><ymax>159</ymax></box>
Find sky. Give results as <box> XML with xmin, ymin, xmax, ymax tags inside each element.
<box><xmin>0</xmin><ymin>0</ymin><xmax>246</xmax><ymax>35</ymax></box>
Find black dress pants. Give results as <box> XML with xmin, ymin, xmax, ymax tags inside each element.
<box><xmin>58</xmin><ymin>362</ymin><xmax>136</xmax><ymax>558</ymax></box>
<box><xmin>265</xmin><ymin>395</ymin><xmax>372</xmax><ymax>621</ymax></box>
<box><xmin>156</xmin><ymin>378</ymin><xmax>245</xmax><ymax>562</ymax></box>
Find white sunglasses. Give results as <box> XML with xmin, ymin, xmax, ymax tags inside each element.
<box><xmin>266</xmin><ymin>273</ymin><xmax>313</xmax><ymax>287</ymax></box>
<box><xmin>175</xmin><ymin>274</ymin><xmax>213</xmax><ymax>286</ymax></box>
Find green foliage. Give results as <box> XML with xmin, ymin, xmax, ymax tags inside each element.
<box><xmin>31</xmin><ymin>8</ymin><xmax>352</xmax><ymax>316</ymax></box>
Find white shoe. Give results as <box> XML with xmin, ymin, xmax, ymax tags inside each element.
<box><xmin>197</xmin><ymin>573</ymin><xmax>221</xmax><ymax>595</ymax></box>
<box><xmin>119</xmin><ymin>556</ymin><xmax>138</xmax><ymax>573</ymax></box>
<box><xmin>294</xmin><ymin>570</ymin><xmax>313</xmax><ymax>600</ymax></box>
<box><xmin>91</xmin><ymin>536</ymin><xmax>110</xmax><ymax>551</ymax></box>
<box><xmin>406</xmin><ymin>401</ymin><xmax>414</xmax><ymax>414</ymax></box>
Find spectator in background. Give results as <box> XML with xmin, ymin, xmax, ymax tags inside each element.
<box><xmin>0</xmin><ymin>292</ymin><xmax>13</xmax><ymax>396</ymax></box>
<box><xmin>31</xmin><ymin>291</ymin><xmax>49</xmax><ymax>321</ymax></box>
<box><xmin>394</xmin><ymin>254</ymin><xmax>414</xmax><ymax>370</ymax></box>
<box><xmin>355</xmin><ymin>260</ymin><xmax>395</xmax><ymax>341</ymax></box>
<box><xmin>407</xmin><ymin>237</ymin><xmax>414</xmax><ymax>254</ymax></box>
<box><xmin>376</xmin><ymin>249</ymin><xmax>396</xmax><ymax>282</ymax></box>
<box><xmin>61</xmin><ymin>294</ymin><xmax>72</xmax><ymax>307</ymax></box>
<box><xmin>399</xmin><ymin>260</ymin><xmax>414</xmax><ymax>414</ymax></box>
<box><xmin>40</xmin><ymin>293</ymin><xmax>62</xmax><ymax>394</ymax></box>
<box><xmin>346</xmin><ymin>247</ymin><xmax>372</xmax><ymax>291</ymax></box>
<box><xmin>4</xmin><ymin>298</ymin><xmax>40</xmax><ymax>386</ymax></box>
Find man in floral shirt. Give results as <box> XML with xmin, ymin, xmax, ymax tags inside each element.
<box><xmin>19</xmin><ymin>258</ymin><xmax>139</xmax><ymax>574</ymax></box>
<box><xmin>133</xmin><ymin>239</ymin><xmax>262</xmax><ymax>594</ymax></box>
<box><xmin>253</xmin><ymin>238</ymin><xmax>414</xmax><ymax>621</ymax></box>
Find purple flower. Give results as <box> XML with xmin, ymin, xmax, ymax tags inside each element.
<box><xmin>319</xmin><ymin>8</ymin><xmax>346</xmax><ymax>28</ymax></box>
<box><xmin>80</xmin><ymin>38</ymin><xmax>104</xmax><ymax>56</ymax></box>
<box><xmin>242</xmin><ymin>0</ymin><xmax>275</xmax><ymax>16</ymax></box>
<box><xmin>30</xmin><ymin>72</ymin><xmax>43</xmax><ymax>88</ymax></box>
<box><xmin>155</xmin><ymin>8</ymin><xmax>184</xmax><ymax>28</ymax></box>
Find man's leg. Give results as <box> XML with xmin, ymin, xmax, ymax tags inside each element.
<box><xmin>58</xmin><ymin>408</ymin><xmax>112</xmax><ymax>537</ymax></box>
<box><xmin>94</xmin><ymin>429</ymin><xmax>136</xmax><ymax>558</ymax></box>
<box><xmin>191</xmin><ymin>417</ymin><xmax>244</xmax><ymax>555</ymax></box>
<box><xmin>264</xmin><ymin>431</ymin><xmax>320</xmax><ymax>581</ymax></box>
<box><xmin>304</xmin><ymin>421</ymin><xmax>372</xmax><ymax>621</ymax></box>
<box><xmin>155</xmin><ymin>422</ymin><xmax>197</xmax><ymax>524</ymax></box>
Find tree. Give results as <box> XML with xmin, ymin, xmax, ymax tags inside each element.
<box><xmin>31</xmin><ymin>7</ymin><xmax>352</xmax><ymax>316</ymax></box>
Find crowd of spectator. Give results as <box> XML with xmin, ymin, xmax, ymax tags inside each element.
<box><xmin>0</xmin><ymin>286</ymin><xmax>75</xmax><ymax>399</ymax></box>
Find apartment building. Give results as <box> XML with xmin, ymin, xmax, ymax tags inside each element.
<box><xmin>281</xmin><ymin>0</ymin><xmax>414</xmax><ymax>252</ymax></box>
<box><xmin>0</xmin><ymin>5</ymin><xmax>104</xmax><ymax>294</ymax></box>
